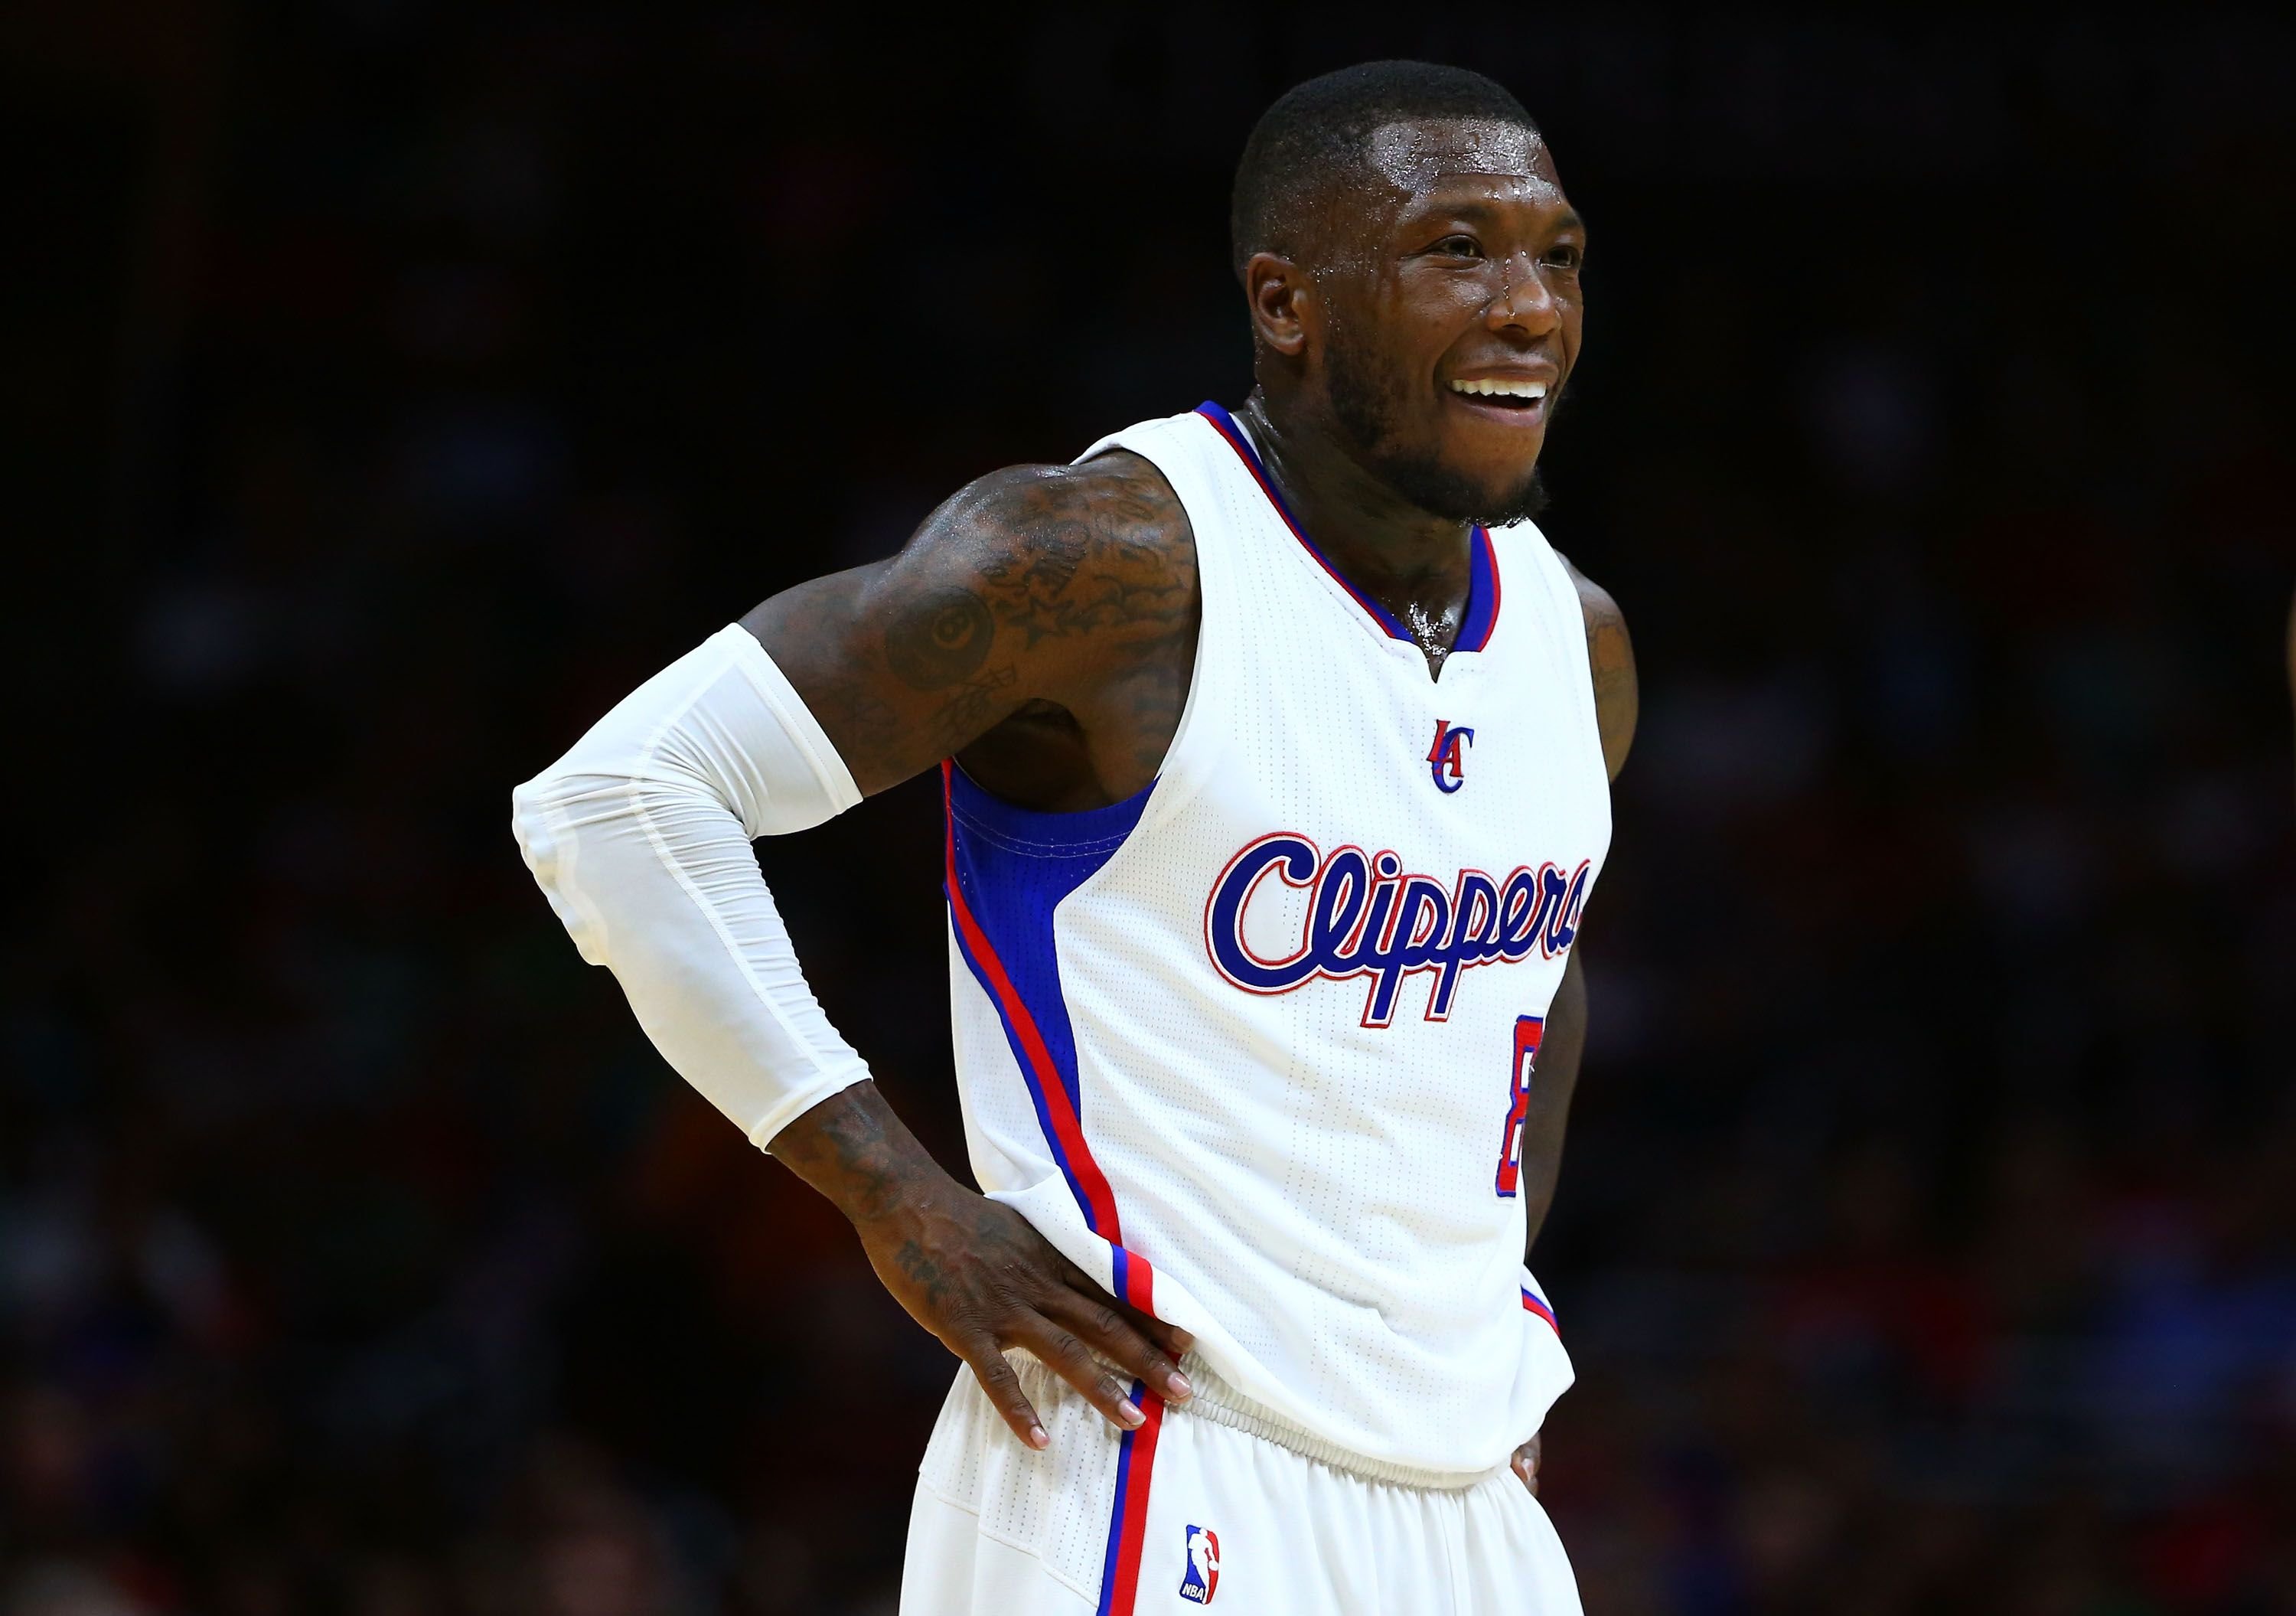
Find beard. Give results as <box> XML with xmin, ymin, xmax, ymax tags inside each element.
<box><xmin>1325</xmin><ymin>321</ymin><xmax>1551</xmax><ymax>527</ymax></box>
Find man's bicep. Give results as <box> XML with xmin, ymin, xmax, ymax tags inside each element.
<box><xmin>734</xmin><ymin>466</ymin><xmax>1101</xmax><ymax>796</ymax></box>
<box><xmin>739</xmin><ymin>545</ymin><xmax>1016</xmax><ymax>798</ymax></box>
<box><xmin>739</xmin><ymin>456</ymin><xmax>1190</xmax><ymax>798</ymax></box>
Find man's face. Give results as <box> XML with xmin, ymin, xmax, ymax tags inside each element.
<box><xmin>1311</xmin><ymin>119</ymin><xmax>1585</xmax><ymax>526</ymax></box>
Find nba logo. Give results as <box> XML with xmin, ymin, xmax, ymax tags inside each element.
<box><xmin>1179</xmin><ymin>1524</ymin><xmax>1221</xmax><ymax>1604</ymax></box>
<box><xmin>1427</xmin><ymin>719</ymin><xmax>1474</xmax><ymax>793</ymax></box>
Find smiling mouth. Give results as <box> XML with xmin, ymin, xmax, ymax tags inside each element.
<box><xmin>1447</xmin><ymin>377</ymin><xmax>1548</xmax><ymax>411</ymax></box>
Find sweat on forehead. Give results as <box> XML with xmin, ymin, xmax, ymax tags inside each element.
<box><xmin>1228</xmin><ymin>60</ymin><xmax>1544</xmax><ymax>275</ymax></box>
<box><xmin>1365</xmin><ymin>119</ymin><xmax>1550</xmax><ymax>194</ymax></box>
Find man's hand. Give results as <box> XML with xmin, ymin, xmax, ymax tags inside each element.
<box><xmin>855</xmin><ymin>1175</ymin><xmax>1195</xmax><ymax>1447</ymax></box>
<box><xmin>1512</xmin><ymin>1432</ymin><xmax>1541</xmax><ymax>1495</ymax></box>
<box><xmin>771</xmin><ymin>1082</ymin><xmax>1192</xmax><ymax>1448</ymax></box>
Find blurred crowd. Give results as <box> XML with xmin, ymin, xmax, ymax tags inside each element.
<box><xmin>5</xmin><ymin>8</ymin><xmax>2294</xmax><ymax>1614</ymax></box>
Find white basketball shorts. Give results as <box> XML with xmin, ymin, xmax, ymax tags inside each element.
<box><xmin>900</xmin><ymin>1353</ymin><xmax>1582</xmax><ymax>1616</ymax></box>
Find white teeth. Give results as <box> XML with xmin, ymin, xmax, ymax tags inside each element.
<box><xmin>1450</xmin><ymin>378</ymin><xmax>1548</xmax><ymax>399</ymax></box>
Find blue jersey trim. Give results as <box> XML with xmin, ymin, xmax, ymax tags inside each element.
<box><xmin>946</xmin><ymin>913</ymin><xmax>1098</xmax><ymax>1223</ymax></box>
<box><xmin>1196</xmin><ymin>400</ymin><xmax>1496</xmax><ymax>652</ymax></box>
<box><xmin>1097</xmin><ymin>1396</ymin><xmax>1140</xmax><ymax>1611</ymax></box>
<box><xmin>1456</xmin><ymin>524</ymin><xmax>1501</xmax><ymax>652</ymax></box>
<box><xmin>947</xmin><ymin>764</ymin><xmax>1156</xmax><ymax>860</ymax></box>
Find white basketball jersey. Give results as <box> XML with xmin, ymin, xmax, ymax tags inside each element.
<box><xmin>944</xmin><ymin>402</ymin><xmax>1610</xmax><ymax>1477</ymax></box>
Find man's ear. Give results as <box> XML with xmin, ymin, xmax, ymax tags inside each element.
<box><xmin>1244</xmin><ymin>251</ymin><xmax>1313</xmax><ymax>360</ymax></box>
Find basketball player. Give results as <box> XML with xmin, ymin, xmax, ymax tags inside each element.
<box><xmin>513</xmin><ymin>62</ymin><xmax>1636</xmax><ymax>1614</ymax></box>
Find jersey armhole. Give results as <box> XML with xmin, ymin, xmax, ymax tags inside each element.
<box><xmin>1071</xmin><ymin>413</ymin><xmax>1239</xmax><ymax>834</ymax></box>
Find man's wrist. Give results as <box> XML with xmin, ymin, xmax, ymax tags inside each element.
<box><xmin>838</xmin><ymin>1158</ymin><xmax>962</xmax><ymax>1235</ymax></box>
<box><xmin>768</xmin><ymin>1080</ymin><xmax>961</xmax><ymax>1230</ymax></box>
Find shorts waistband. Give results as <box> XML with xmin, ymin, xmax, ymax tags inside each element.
<box><xmin>1165</xmin><ymin>1353</ymin><xmax>1506</xmax><ymax>1492</ymax></box>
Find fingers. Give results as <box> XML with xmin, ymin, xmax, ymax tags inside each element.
<box><xmin>1016</xmin><ymin>1314</ymin><xmax>1159</xmax><ymax>1432</ymax></box>
<box><xmin>1512</xmin><ymin>1434</ymin><xmax>1541</xmax><ymax>1495</ymax></box>
<box><xmin>964</xmin><ymin>1342</ymin><xmax>1049</xmax><ymax>1451</ymax></box>
<box><xmin>1045</xmin><ymin>1255</ymin><xmax>1194</xmax><ymax>1385</ymax></box>
<box><xmin>1040</xmin><ymin>1288</ymin><xmax>1195</xmax><ymax>1405</ymax></box>
<box><xmin>1127</xmin><ymin>1303</ymin><xmax>1195</xmax><ymax>1360</ymax></box>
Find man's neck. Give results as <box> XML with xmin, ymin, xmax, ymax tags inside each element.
<box><xmin>1237</xmin><ymin>390</ymin><xmax>1473</xmax><ymax>602</ymax></box>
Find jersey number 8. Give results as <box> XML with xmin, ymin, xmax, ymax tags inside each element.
<box><xmin>1494</xmin><ymin>1014</ymin><xmax>1544</xmax><ymax>1197</ymax></box>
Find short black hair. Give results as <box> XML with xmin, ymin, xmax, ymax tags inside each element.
<box><xmin>1230</xmin><ymin>60</ymin><xmax>1538</xmax><ymax>277</ymax></box>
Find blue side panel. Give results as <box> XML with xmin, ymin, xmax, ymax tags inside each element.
<box><xmin>946</xmin><ymin>766</ymin><xmax>1154</xmax><ymax>1118</ymax></box>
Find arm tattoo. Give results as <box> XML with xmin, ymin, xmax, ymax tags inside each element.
<box><xmin>893</xmin><ymin>1238</ymin><xmax>947</xmax><ymax>1307</ymax></box>
<box><xmin>768</xmin><ymin>1081</ymin><xmax>934</xmax><ymax>1224</ymax></box>
<box><xmin>924</xmin><ymin>663</ymin><xmax>1020</xmax><ymax>753</ymax></box>
<box><xmin>976</xmin><ymin>512</ymin><xmax>1185</xmax><ymax>651</ymax></box>
<box><xmin>745</xmin><ymin>453</ymin><xmax>1196</xmax><ymax>798</ymax></box>
<box><xmin>909</xmin><ymin>460</ymin><xmax>1193</xmax><ymax>775</ymax></box>
<box><xmin>885</xmin><ymin>587</ymin><xmax>996</xmax><ymax>690</ymax></box>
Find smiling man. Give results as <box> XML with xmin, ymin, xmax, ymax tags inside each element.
<box><xmin>514</xmin><ymin>61</ymin><xmax>1635</xmax><ymax>1614</ymax></box>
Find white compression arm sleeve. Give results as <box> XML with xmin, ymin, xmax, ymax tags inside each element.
<box><xmin>510</xmin><ymin>624</ymin><xmax>871</xmax><ymax>1148</ymax></box>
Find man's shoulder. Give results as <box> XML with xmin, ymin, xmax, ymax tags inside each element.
<box><xmin>863</xmin><ymin>449</ymin><xmax>1197</xmax><ymax>701</ymax></box>
<box><xmin>944</xmin><ymin>449</ymin><xmax>1190</xmax><ymax>555</ymax></box>
<box><xmin>1534</xmin><ymin>539</ymin><xmax>1620</xmax><ymax>638</ymax></box>
<box><xmin>1547</xmin><ymin>546</ymin><xmax>1636</xmax><ymax>782</ymax></box>
<box><xmin>928</xmin><ymin>449</ymin><xmax>1196</xmax><ymax>612</ymax></box>
<box><xmin>1554</xmin><ymin>550</ymin><xmax>1624</xmax><ymax>640</ymax></box>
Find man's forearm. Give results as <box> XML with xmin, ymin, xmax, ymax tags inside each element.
<box><xmin>775</xmin><ymin>1079</ymin><xmax>1196</xmax><ymax>1448</ymax></box>
<box><xmin>510</xmin><ymin>627</ymin><xmax>873</xmax><ymax>1146</ymax></box>
<box><xmin>768</xmin><ymin>1079</ymin><xmax>961</xmax><ymax>1227</ymax></box>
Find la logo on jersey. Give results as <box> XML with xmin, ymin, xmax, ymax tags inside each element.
<box><xmin>1179</xmin><ymin>1524</ymin><xmax>1221</xmax><ymax>1605</ymax></box>
<box><xmin>1427</xmin><ymin>719</ymin><xmax>1474</xmax><ymax>793</ymax></box>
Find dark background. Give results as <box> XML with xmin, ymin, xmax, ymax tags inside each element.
<box><xmin>6</xmin><ymin>5</ymin><xmax>2295</xmax><ymax>1613</ymax></box>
